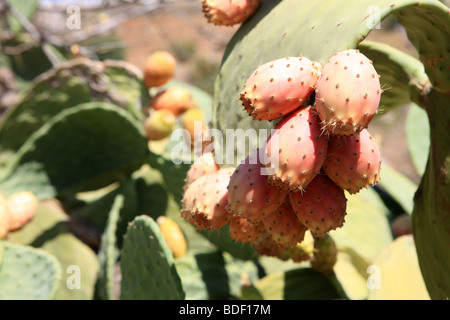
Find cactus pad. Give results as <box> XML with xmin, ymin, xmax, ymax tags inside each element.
<box><xmin>0</xmin><ymin>242</ymin><xmax>61</xmax><ymax>300</ymax></box>
<box><xmin>120</xmin><ymin>215</ymin><xmax>185</xmax><ymax>300</ymax></box>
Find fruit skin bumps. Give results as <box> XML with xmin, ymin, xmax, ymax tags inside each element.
<box><xmin>240</xmin><ymin>56</ymin><xmax>322</xmax><ymax>121</ymax></box>
<box><xmin>322</xmin><ymin>129</ymin><xmax>382</xmax><ymax>194</ymax></box>
<box><xmin>315</xmin><ymin>49</ymin><xmax>381</xmax><ymax>136</ymax></box>
<box><xmin>264</xmin><ymin>106</ymin><xmax>328</xmax><ymax>192</ymax></box>
<box><xmin>181</xmin><ymin>167</ymin><xmax>235</xmax><ymax>231</ymax></box>
<box><xmin>202</xmin><ymin>0</ymin><xmax>261</xmax><ymax>26</ymax></box>
<box><xmin>226</xmin><ymin>150</ymin><xmax>287</xmax><ymax>223</ymax></box>
<box><xmin>290</xmin><ymin>174</ymin><xmax>347</xmax><ymax>238</ymax></box>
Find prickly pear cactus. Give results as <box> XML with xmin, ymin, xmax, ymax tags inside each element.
<box><xmin>0</xmin><ymin>242</ymin><xmax>61</xmax><ymax>300</ymax></box>
<box><xmin>120</xmin><ymin>215</ymin><xmax>185</xmax><ymax>300</ymax></box>
<box><xmin>0</xmin><ymin>58</ymin><xmax>148</xmax><ymax>170</ymax></box>
<box><xmin>0</xmin><ymin>102</ymin><xmax>148</xmax><ymax>199</ymax></box>
<box><xmin>213</xmin><ymin>0</ymin><xmax>450</xmax><ymax>299</ymax></box>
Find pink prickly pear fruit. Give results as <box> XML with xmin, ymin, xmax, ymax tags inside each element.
<box><xmin>322</xmin><ymin>128</ymin><xmax>382</xmax><ymax>194</ymax></box>
<box><xmin>184</xmin><ymin>151</ymin><xmax>220</xmax><ymax>190</ymax></box>
<box><xmin>228</xmin><ymin>216</ymin><xmax>264</xmax><ymax>243</ymax></box>
<box><xmin>226</xmin><ymin>149</ymin><xmax>288</xmax><ymax>223</ymax></box>
<box><xmin>262</xmin><ymin>201</ymin><xmax>308</xmax><ymax>248</ymax></box>
<box><xmin>202</xmin><ymin>0</ymin><xmax>261</xmax><ymax>26</ymax></box>
<box><xmin>240</xmin><ymin>56</ymin><xmax>322</xmax><ymax>121</ymax></box>
<box><xmin>315</xmin><ymin>49</ymin><xmax>381</xmax><ymax>136</ymax></box>
<box><xmin>0</xmin><ymin>194</ymin><xmax>10</xmax><ymax>239</ymax></box>
<box><xmin>6</xmin><ymin>191</ymin><xmax>38</xmax><ymax>232</ymax></box>
<box><xmin>144</xmin><ymin>109</ymin><xmax>176</xmax><ymax>141</ymax></box>
<box><xmin>181</xmin><ymin>167</ymin><xmax>234</xmax><ymax>230</ymax></box>
<box><xmin>290</xmin><ymin>174</ymin><xmax>347</xmax><ymax>238</ymax></box>
<box><xmin>251</xmin><ymin>228</ymin><xmax>285</xmax><ymax>258</ymax></box>
<box><xmin>264</xmin><ymin>106</ymin><xmax>328</xmax><ymax>192</ymax></box>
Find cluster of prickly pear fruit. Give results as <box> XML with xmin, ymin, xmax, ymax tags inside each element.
<box><xmin>181</xmin><ymin>49</ymin><xmax>383</xmax><ymax>262</ymax></box>
<box><xmin>142</xmin><ymin>51</ymin><xmax>205</xmax><ymax>145</ymax></box>
<box><xmin>0</xmin><ymin>191</ymin><xmax>38</xmax><ymax>239</ymax></box>
<box><xmin>202</xmin><ymin>0</ymin><xmax>261</xmax><ymax>26</ymax></box>
<box><xmin>241</xmin><ymin>50</ymin><xmax>382</xmax><ymax>194</ymax></box>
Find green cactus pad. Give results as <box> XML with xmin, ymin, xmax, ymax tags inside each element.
<box><xmin>95</xmin><ymin>194</ymin><xmax>123</xmax><ymax>300</ymax></box>
<box><xmin>0</xmin><ymin>242</ymin><xmax>61</xmax><ymax>300</ymax></box>
<box><xmin>120</xmin><ymin>215</ymin><xmax>185</xmax><ymax>300</ymax></box>
<box><xmin>406</xmin><ymin>103</ymin><xmax>430</xmax><ymax>176</ymax></box>
<box><xmin>331</xmin><ymin>189</ymin><xmax>393</xmax><ymax>263</ymax></box>
<box><xmin>357</xmin><ymin>41</ymin><xmax>429</xmax><ymax>114</ymax></box>
<box><xmin>241</xmin><ymin>268</ymin><xmax>342</xmax><ymax>300</ymax></box>
<box><xmin>412</xmin><ymin>91</ymin><xmax>450</xmax><ymax>300</ymax></box>
<box><xmin>7</xmin><ymin>202</ymin><xmax>100</xmax><ymax>300</ymax></box>
<box><xmin>175</xmin><ymin>251</ymin><xmax>258</xmax><ymax>300</ymax></box>
<box><xmin>377</xmin><ymin>164</ymin><xmax>417</xmax><ymax>215</ymax></box>
<box><xmin>0</xmin><ymin>102</ymin><xmax>148</xmax><ymax>199</ymax></box>
<box><xmin>367</xmin><ymin>235</ymin><xmax>430</xmax><ymax>300</ymax></box>
<box><xmin>198</xmin><ymin>225</ymin><xmax>259</xmax><ymax>261</ymax></box>
<box><xmin>0</xmin><ymin>58</ymin><xmax>147</xmax><ymax>169</ymax></box>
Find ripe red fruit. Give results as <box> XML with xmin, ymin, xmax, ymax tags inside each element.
<box><xmin>322</xmin><ymin>128</ymin><xmax>382</xmax><ymax>194</ymax></box>
<box><xmin>227</xmin><ymin>150</ymin><xmax>287</xmax><ymax>223</ymax></box>
<box><xmin>240</xmin><ymin>56</ymin><xmax>322</xmax><ymax>121</ymax></box>
<box><xmin>181</xmin><ymin>167</ymin><xmax>234</xmax><ymax>230</ymax></box>
<box><xmin>315</xmin><ymin>49</ymin><xmax>381</xmax><ymax>136</ymax></box>
<box><xmin>290</xmin><ymin>174</ymin><xmax>347</xmax><ymax>238</ymax></box>
<box><xmin>264</xmin><ymin>106</ymin><xmax>328</xmax><ymax>192</ymax></box>
<box><xmin>228</xmin><ymin>216</ymin><xmax>264</xmax><ymax>243</ymax></box>
<box><xmin>262</xmin><ymin>201</ymin><xmax>308</xmax><ymax>248</ymax></box>
<box><xmin>184</xmin><ymin>151</ymin><xmax>220</xmax><ymax>190</ymax></box>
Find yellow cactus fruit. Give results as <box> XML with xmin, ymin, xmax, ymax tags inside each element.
<box><xmin>144</xmin><ymin>109</ymin><xmax>177</xmax><ymax>141</ymax></box>
<box><xmin>6</xmin><ymin>191</ymin><xmax>38</xmax><ymax>232</ymax></box>
<box><xmin>157</xmin><ymin>216</ymin><xmax>187</xmax><ymax>259</ymax></box>
<box><xmin>150</xmin><ymin>87</ymin><xmax>193</xmax><ymax>116</ymax></box>
<box><xmin>181</xmin><ymin>108</ymin><xmax>206</xmax><ymax>149</ymax></box>
<box><xmin>144</xmin><ymin>51</ymin><xmax>177</xmax><ymax>88</ymax></box>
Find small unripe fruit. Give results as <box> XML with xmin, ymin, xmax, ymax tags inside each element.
<box><xmin>144</xmin><ymin>109</ymin><xmax>176</xmax><ymax>141</ymax></box>
<box><xmin>150</xmin><ymin>87</ymin><xmax>193</xmax><ymax>116</ymax></box>
<box><xmin>6</xmin><ymin>191</ymin><xmax>38</xmax><ymax>232</ymax></box>
<box><xmin>157</xmin><ymin>216</ymin><xmax>188</xmax><ymax>258</ymax></box>
<box><xmin>144</xmin><ymin>51</ymin><xmax>176</xmax><ymax>88</ymax></box>
<box><xmin>182</xmin><ymin>108</ymin><xmax>205</xmax><ymax>149</ymax></box>
<box><xmin>310</xmin><ymin>234</ymin><xmax>338</xmax><ymax>275</ymax></box>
